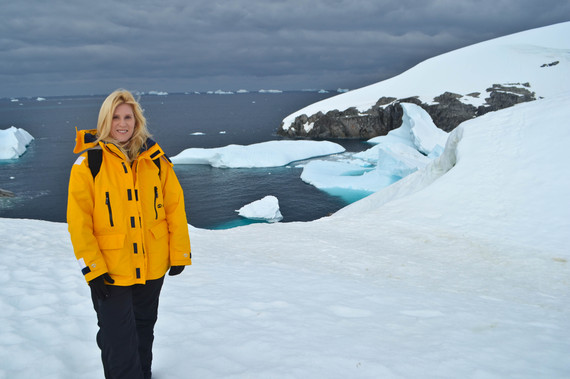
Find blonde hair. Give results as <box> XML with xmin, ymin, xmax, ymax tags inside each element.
<box><xmin>96</xmin><ymin>89</ymin><xmax>151</xmax><ymax>162</ymax></box>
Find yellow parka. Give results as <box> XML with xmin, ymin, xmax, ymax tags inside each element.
<box><xmin>67</xmin><ymin>129</ymin><xmax>191</xmax><ymax>286</ymax></box>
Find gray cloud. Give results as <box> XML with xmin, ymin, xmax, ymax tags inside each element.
<box><xmin>1</xmin><ymin>0</ymin><xmax>569</xmax><ymax>97</ymax></box>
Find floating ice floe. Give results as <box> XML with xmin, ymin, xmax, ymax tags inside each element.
<box><xmin>236</xmin><ymin>195</ymin><xmax>283</xmax><ymax>223</ymax></box>
<box><xmin>171</xmin><ymin>140</ymin><xmax>345</xmax><ymax>168</ymax></box>
<box><xmin>0</xmin><ymin>126</ymin><xmax>34</xmax><ymax>159</ymax></box>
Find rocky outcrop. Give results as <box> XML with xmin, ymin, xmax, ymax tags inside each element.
<box><xmin>278</xmin><ymin>83</ymin><xmax>536</xmax><ymax>138</ymax></box>
<box><xmin>478</xmin><ymin>83</ymin><xmax>536</xmax><ymax>113</ymax></box>
<box><xmin>281</xmin><ymin>97</ymin><xmax>403</xmax><ymax>139</ymax></box>
<box><xmin>0</xmin><ymin>188</ymin><xmax>15</xmax><ymax>197</ymax></box>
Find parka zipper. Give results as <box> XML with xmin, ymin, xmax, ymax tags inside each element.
<box><xmin>153</xmin><ymin>186</ymin><xmax>159</xmax><ymax>220</ymax></box>
<box><xmin>105</xmin><ymin>192</ymin><xmax>115</xmax><ymax>227</ymax></box>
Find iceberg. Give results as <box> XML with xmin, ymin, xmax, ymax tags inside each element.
<box><xmin>375</xmin><ymin>142</ymin><xmax>432</xmax><ymax>177</ymax></box>
<box><xmin>236</xmin><ymin>195</ymin><xmax>283</xmax><ymax>223</ymax></box>
<box><xmin>402</xmin><ymin>102</ymin><xmax>448</xmax><ymax>156</ymax></box>
<box><xmin>0</xmin><ymin>126</ymin><xmax>34</xmax><ymax>159</ymax></box>
<box><xmin>367</xmin><ymin>102</ymin><xmax>448</xmax><ymax>156</ymax></box>
<box><xmin>171</xmin><ymin>140</ymin><xmax>345</xmax><ymax>168</ymax></box>
<box><xmin>300</xmin><ymin>159</ymin><xmax>389</xmax><ymax>202</ymax></box>
<box><xmin>300</xmin><ymin>103</ymin><xmax>446</xmax><ymax>200</ymax></box>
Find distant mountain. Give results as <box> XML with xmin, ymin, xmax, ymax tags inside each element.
<box><xmin>279</xmin><ymin>22</ymin><xmax>570</xmax><ymax>139</ymax></box>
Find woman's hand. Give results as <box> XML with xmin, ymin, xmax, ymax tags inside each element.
<box><xmin>168</xmin><ymin>266</ymin><xmax>185</xmax><ymax>276</ymax></box>
<box><xmin>89</xmin><ymin>273</ymin><xmax>115</xmax><ymax>299</ymax></box>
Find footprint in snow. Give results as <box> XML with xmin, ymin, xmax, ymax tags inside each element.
<box><xmin>329</xmin><ymin>305</ymin><xmax>373</xmax><ymax>318</ymax></box>
<box><xmin>400</xmin><ymin>310</ymin><xmax>444</xmax><ymax>318</ymax></box>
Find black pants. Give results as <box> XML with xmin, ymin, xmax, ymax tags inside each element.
<box><xmin>91</xmin><ymin>276</ymin><xmax>165</xmax><ymax>379</ymax></box>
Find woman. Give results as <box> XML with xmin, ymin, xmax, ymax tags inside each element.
<box><xmin>67</xmin><ymin>89</ymin><xmax>192</xmax><ymax>379</ymax></box>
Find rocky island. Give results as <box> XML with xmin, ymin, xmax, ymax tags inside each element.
<box><xmin>278</xmin><ymin>83</ymin><xmax>536</xmax><ymax>139</ymax></box>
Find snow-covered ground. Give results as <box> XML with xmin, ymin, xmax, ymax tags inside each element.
<box><xmin>1</xmin><ymin>23</ymin><xmax>569</xmax><ymax>378</ymax></box>
<box><xmin>1</xmin><ymin>92</ymin><xmax>569</xmax><ymax>379</ymax></box>
<box><xmin>0</xmin><ymin>127</ymin><xmax>34</xmax><ymax>160</ymax></box>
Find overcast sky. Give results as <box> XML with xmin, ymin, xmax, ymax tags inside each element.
<box><xmin>1</xmin><ymin>0</ymin><xmax>569</xmax><ymax>98</ymax></box>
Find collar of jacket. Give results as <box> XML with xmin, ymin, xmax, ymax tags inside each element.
<box><xmin>73</xmin><ymin>128</ymin><xmax>171</xmax><ymax>166</ymax></box>
<box><xmin>73</xmin><ymin>128</ymin><xmax>99</xmax><ymax>153</ymax></box>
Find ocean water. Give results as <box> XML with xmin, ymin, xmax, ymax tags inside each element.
<box><xmin>0</xmin><ymin>92</ymin><xmax>368</xmax><ymax>229</ymax></box>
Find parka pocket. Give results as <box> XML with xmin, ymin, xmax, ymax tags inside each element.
<box><xmin>149</xmin><ymin>220</ymin><xmax>169</xmax><ymax>240</ymax></box>
<box><xmin>95</xmin><ymin>233</ymin><xmax>126</xmax><ymax>250</ymax></box>
<box><xmin>95</xmin><ymin>233</ymin><xmax>127</xmax><ymax>274</ymax></box>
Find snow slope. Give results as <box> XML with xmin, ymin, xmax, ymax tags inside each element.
<box><xmin>282</xmin><ymin>21</ymin><xmax>570</xmax><ymax>129</ymax></box>
<box><xmin>1</xmin><ymin>92</ymin><xmax>569</xmax><ymax>378</ymax></box>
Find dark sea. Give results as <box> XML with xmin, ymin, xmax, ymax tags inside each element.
<box><xmin>0</xmin><ymin>91</ymin><xmax>368</xmax><ymax>229</ymax></box>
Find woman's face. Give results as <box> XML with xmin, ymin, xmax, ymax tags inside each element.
<box><xmin>111</xmin><ymin>103</ymin><xmax>135</xmax><ymax>143</ymax></box>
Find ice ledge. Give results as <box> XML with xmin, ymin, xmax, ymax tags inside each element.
<box><xmin>334</xmin><ymin>124</ymin><xmax>463</xmax><ymax>217</ymax></box>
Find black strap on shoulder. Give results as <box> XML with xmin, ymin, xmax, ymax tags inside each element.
<box><xmin>87</xmin><ymin>148</ymin><xmax>162</xmax><ymax>179</ymax></box>
<box><xmin>153</xmin><ymin>156</ymin><xmax>161</xmax><ymax>177</ymax></box>
<box><xmin>149</xmin><ymin>150</ymin><xmax>162</xmax><ymax>177</ymax></box>
<box><xmin>87</xmin><ymin>149</ymin><xmax>103</xmax><ymax>179</ymax></box>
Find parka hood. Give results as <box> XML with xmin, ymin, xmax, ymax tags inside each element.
<box><xmin>73</xmin><ymin>128</ymin><xmax>99</xmax><ymax>154</ymax></box>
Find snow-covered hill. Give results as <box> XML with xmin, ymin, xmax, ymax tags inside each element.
<box><xmin>282</xmin><ymin>21</ymin><xmax>570</xmax><ymax>130</ymax></box>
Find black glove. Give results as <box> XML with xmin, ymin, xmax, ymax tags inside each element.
<box><xmin>168</xmin><ymin>266</ymin><xmax>185</xmax><ymax>276</ymax></box>
<box><xmin>89</xmin><ymin>273</ymin><xmax>115</xmax><ymax>300</ymax></box>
